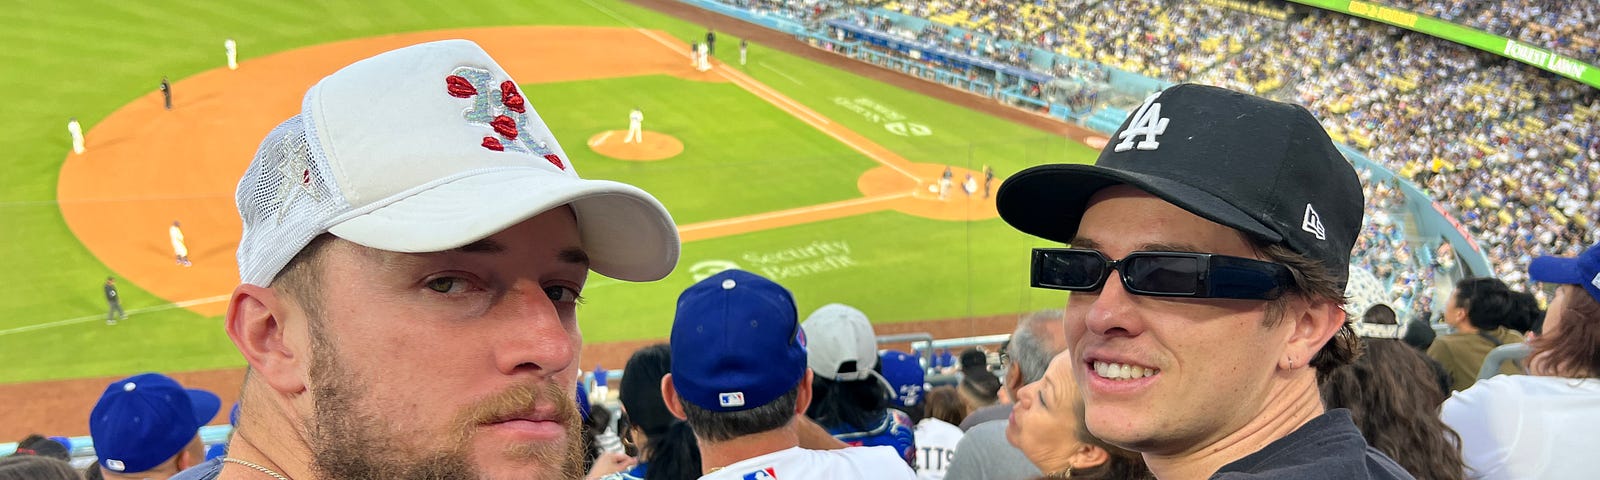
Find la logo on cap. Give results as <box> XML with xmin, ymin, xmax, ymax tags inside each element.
<box><xmin>1115</xmin><ymin>91</ymin><xmax>1170</xmax><ymax>152</ymax></box>
<box><xmin>719</xmin><ymin>391</ymin><xmax>746</xmax><ymax>408</ymax></box>
<box><xmin>1590</xmin><ymin>272</ymin><xmax>1600</xmax><ymax>291</ymax></box>
<box><xmin>445</xmin><ymin>66</ymin><xmax>566</xmax><ymax>170</ymax></box>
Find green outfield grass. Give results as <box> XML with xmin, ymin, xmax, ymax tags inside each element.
<box><xmin>0</xmin><ymin>0</ymin><xmax>1095</xmax><ymax>384</ymax></box>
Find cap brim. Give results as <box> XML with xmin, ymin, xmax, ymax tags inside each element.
<box><xmin>185</xmin><ymin>389</ymin><xmax>222</xmax><ymax>427</ymax></box>
<box><xmin>328</xmin><ymin>167</ymin><xmax>679</xmax><ymax>282</ymax></box>
<box><xmin>996</xmin><ymin>163</ymin><xmax>1281</xmax><ymax>244</ymax></box>
<box><xmin>1528</xmin><ymin>256</ymin><xmax>1586</xmax><ymax>285</ymax></box>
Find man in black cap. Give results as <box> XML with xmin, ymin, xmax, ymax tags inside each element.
<box><xmin>996</xmin><ymin>84</ymin><xmax>1412</xmax><ymax>479</ymax></box>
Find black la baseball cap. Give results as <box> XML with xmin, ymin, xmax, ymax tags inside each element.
<box><xmin>996</xmin><ymin>84</ymin><xmax>1363</xmax><ymax>287</ymax></box>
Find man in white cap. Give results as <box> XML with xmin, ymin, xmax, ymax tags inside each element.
<box><xmin>185</xmin><ymin>40</ymin><xmax>679</xmax><ymax>480</ymax></box>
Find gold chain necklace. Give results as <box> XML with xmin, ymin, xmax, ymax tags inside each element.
<box><xmin>222</xmin><ymin>457</ymin><xmax>290</xmax><ymax>480</ymax></box>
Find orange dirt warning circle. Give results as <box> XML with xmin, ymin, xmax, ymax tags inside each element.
<box><xmin>587</xmin><ymin>130</ymin><xmax>683</xmax><ymax>161</ymax></box>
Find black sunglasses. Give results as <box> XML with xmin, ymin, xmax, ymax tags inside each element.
<box><xmin>1031</xmin><ymin>248</ymin><xmax>1295</xmax><ymax>300</ymax></box>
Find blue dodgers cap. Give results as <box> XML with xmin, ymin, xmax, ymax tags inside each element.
<box><xmin>879</xmin><ymin>350</ymin><xmax>925</xmax><ymax>408</ymax></box>
<box><xmin>1529</xmin><ymin>243</ymin><xmax>1600</xmax><ymax>302</ymax></box>
<box><xmin>89</xmin><ymin>373</ymin><xmax>222</xmax><ymax>473</ymax></box>
<box><xmin>670</xmin><ymin>269</ymin><xmax>807</xmax><ymax>412</ymax></box>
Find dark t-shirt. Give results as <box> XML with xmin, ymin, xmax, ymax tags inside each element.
<box><xmin>1212</xmin><ymin>409</ymin><xmax>1414</xmax><ymax>479</ymax></box>
<box><xmin>105</xmin><ymin>283</ymin><xmax>118</xmax><ymax>302</ymax></box>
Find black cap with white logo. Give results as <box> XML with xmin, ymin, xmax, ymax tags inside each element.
<box><xmin>996</xmin><ymin>83</ymin><xmax>1363</xmax><ymax>287</ymax></box>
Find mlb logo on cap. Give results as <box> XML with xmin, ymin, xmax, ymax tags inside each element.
<box><xmin>742</xmin><ymin>467</ymin><xmax>779</xmax><ymax>480</ymax></box>
<box><xmin>719</xmin><ymin>392</ymin><xmax>746</xmax><ymax>408</ymax></box>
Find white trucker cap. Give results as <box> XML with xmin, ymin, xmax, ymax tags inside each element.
<box><xmin>235</xmin><ymin>39</ymin><xmax>679</xmax><ymax>286</ymax></box>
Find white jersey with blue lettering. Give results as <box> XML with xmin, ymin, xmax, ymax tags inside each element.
<box><xmin>700</xmin><ymin>446</ymin><xmax>916</xmax><ymax>480</ymax></box>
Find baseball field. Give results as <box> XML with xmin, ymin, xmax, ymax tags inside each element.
<box><xmin>0</xmin><ymin>0</ymin><xmax>1098</xmax><ymax>436</ymax></box>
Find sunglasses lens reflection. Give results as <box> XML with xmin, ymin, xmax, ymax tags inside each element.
<box><xmin>1124</xmin><ymin>255</ymin><xmax>1202</xmax><ymax>295</ymax></box>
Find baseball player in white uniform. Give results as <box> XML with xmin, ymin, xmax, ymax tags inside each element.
<box><xmin>696</xmin><ymin>42</ymin><xmax>711</xmax><ymax>72</ymax></box>
<box><xmin>664</xmin><ymin>270</ymin><xmax>915</xmax><ymax>480</ymax></box>
<box><xmin>225</xmin><ymin>38</ymin><xmax>238</xmax><ymax>70</ymax></box>
<box><xmin>625</xmin><ymin>107</ymin><xmax>644</xmax><ymax>144</ymax></box>
<box><xmin>68</xmin><ymin>117</ymin><xmax>85</xmax><ymax>154</ymax></box>
<box><xmin>170</xmin><ymin>220</ymin><xmax>190</xmax><ymax>266</ymax></box>
<box><xmin>939</xmin><ymin>166</ymin><xmax>953</xmax><ymax>201</ymax></box>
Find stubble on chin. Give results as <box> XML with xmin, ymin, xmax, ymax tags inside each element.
<box><xmin>305</xmin><ymin>347</ymin><xmax>584</xmax><ymax>479</ymax></box>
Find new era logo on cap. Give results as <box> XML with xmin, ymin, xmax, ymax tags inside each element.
<box><xmin>105</xmin><ymin>460</ymin><xmax>125</xmax><ymax>472</ymax></box>
<box><xmin>719</xmin><ymin>392</ymin><xmax>746</xmax><ymax>408</ymax></box>
<box><xmin>1302</xmin><ymin>204</ymin><xmax>1327</xmax><ymax>240</ymax></box>
<box><xmin>1590</xmin><ymin>272</ymin><xmax>1600</xmax><ymax>291</ymax></box>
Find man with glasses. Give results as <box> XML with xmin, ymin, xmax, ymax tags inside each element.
<box><xmin>996</xmin><ymin>84</ymin><xmax>1412</xmax><ymax>479</ymax></box>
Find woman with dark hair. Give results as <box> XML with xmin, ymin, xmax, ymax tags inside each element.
<box><xmin>1428</xmin><ymin>276</ymin><xmax>1527</xmax><ymax>391</ymax></box>
<box><xmin>11</xmin><ymin>435</ymin><xmax>70</xmax><ymax>462</ymax></box>
<box><xmin>0</xmin><ymin>454</ymin><xmax>81</xmax><ymax>480</ymax></box>
<box><xmin>600</xmin><ymin>344</ymin><xmax>701</xmax><ymax>480</ymax></box>
<box><xmin>802</xmin><ymin>304</ymin><xmax>915</xmax><ymax>465</ymax></box>
<box><xmin>1322</xmin><ymin>303</ymin><xmax>1466</xmax><ymax>480</ymax></box>
<box><xmin>1442</xmin><ymin>245</ymin><xmax>1600</xmax><ymax>479</ymax></box>
<box><xmin>1008</xmin><ymin>353</ymin><xmax>1150</xmax><ymax>480</ymax></box>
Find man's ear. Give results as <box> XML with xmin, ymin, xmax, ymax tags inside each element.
<box><xmin>1004</xmin><ymin>361</ymin><xmax>1024</xmax><ymax>401</ymax></box>
<box><xmin>1282</xmin><ymin>297</ymin><xmax>1345</xmax><ymax>371</ymax></box>
<box><xmin>661</xmin><ymin>373</ymin><xmax>689</xmax><ymax>420</ymax></box>
<box><xmin>226</xmin><ymin>284</ymin><xmax>308</xmax><ymax>395</ymax></box>
<box><xmin>793</xmin><ymin>369</ymin><xmax>814</xmax><ymax>415</ymax></box>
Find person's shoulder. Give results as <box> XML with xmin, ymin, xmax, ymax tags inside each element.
<box><xmin>170</xmin><ymin>457</ymin><xmax>224</xmax><ymax>480</ymax></box>
<box><xmin>827</xmin><ymin>446</ymin><xmax>917</xmax><ymax>478</ymax></box>
<box><xmin>1215</xmin><ymin>410</ymin><xmax>1379</xmax><ymax>478</ymax></box>
<box><xmin>1444</xmin><ymin>374</ymin><xmax>1528</xmax><ymax>410</ymax></box>
<box><xmin>1212</xmin><ymin>446</ymin><xmax>1414</xmax><ymax>480</ymax></box>
<box><xmin>964</xmin><ymin>419</ymin><xmax>1008</xmax><ymax>439</ymax></box>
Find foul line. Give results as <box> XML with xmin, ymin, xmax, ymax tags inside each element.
<box><xmin>0</xmin><ymin>294</ymin><xmax>231</xmax><ymax>337</ymax></box>
<box><xmin>589</xmin><ymin>131</ymin><xmax>613</xmax><ymax>146</ymax></box>
<box><xmin>678</xmin><ymin>192</ymin><xmax>910</xmax><ymax>234</ymax></box>
<box><xmin>758</xmin><ymin>62</ymin><xmax>805</xmax><ymax>85</ymax></box>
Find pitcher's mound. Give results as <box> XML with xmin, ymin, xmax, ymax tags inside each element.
<box><xmin>588</xmin><ymin>130</ymin><xmax>683</xmax><ymax>161</ymax></box>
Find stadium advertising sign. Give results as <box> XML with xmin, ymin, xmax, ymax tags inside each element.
<box><xmin>1289</xmin><ymin>0</ymin><xmax>1600</xmax><ymax>89</ymax></box>
<box><xmin>1199</xmin><ymin>0</ymin><xmax>1290</xmax><ymax>21</ymax></box>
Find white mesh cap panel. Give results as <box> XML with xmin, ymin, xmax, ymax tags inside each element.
<box><xmin>235</xmin><ymin>115</ymin><xmax>351</xmax><ymax>286</ymax></box>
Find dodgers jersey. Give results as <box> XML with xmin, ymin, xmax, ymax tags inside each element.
<box><xmin>700</xmin><ymin>446</ymin><xmax>916</xmax><ymax>480</ymax></box>
<box><xmin>829</xmin><ymin>409</ymin><xmax>918</xmax><ymax>466</ymax></box>
<box><xmin>913</xmin><ymin>418</ymin><xmax>963</xmax><ymax>480</ymax></box>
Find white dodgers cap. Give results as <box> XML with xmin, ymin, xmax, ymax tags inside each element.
<box><xmin>236</xmin><ymin>39</ymin><xmax>679</xmax><ymax>286</ymax></box>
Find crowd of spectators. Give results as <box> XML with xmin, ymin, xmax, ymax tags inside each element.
<box><xmin>1376</xmin><ymin>1</ymin><xmax>1600</xmax><ymax>64</ymax></box>
<box><xmin>1051</xmin><ymin>0</ymin><xmax>1281</xmax><ymax>82</ymax></box>
<box><xmin>1196</xmin><ymin>11</ymin><xmax>1384</xmax><ymax>97</ymax></box>
<box><xmin>1352</xmin><ymin>169</ymin><xmax>1441</xmax><ymax>320</ymax></box>
<box><xmin>828</xmin><ymin>0</ymin><xmax>1598</xmax><ymax>299</ymax></box>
